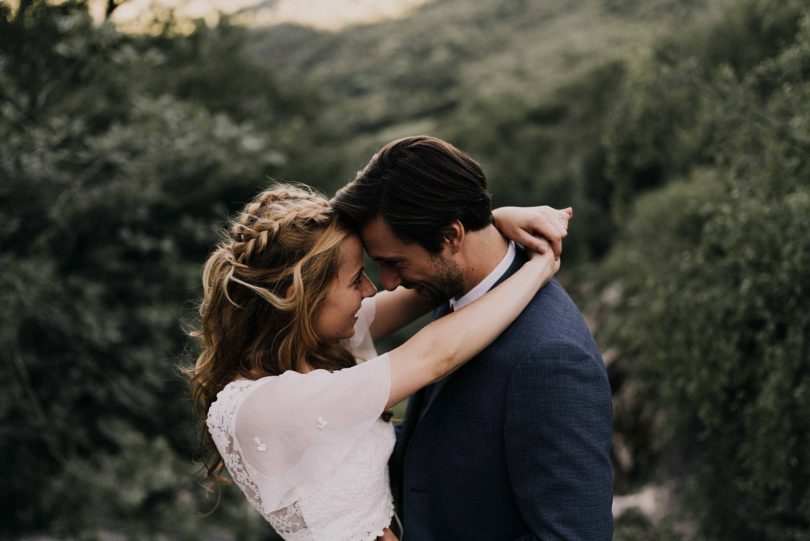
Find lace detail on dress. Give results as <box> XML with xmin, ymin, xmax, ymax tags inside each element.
<box><xmin>209</xmin><ymin>376</ymin><xmax>394</xmax><ymax>540</ymax></box>
<box><xmin>267</xmin><ymin>502</ymin><xmax>309</xmax><ymax>537</ymax></box>
<box><xmin>207</xmin><ymin>380</ymin><xmax>265</xmax><ymax>514</ymax></box>
<box><xmin>205</xmin><ymin>309</ymin><xmax>393</xmax><ymax>541</ymax></box>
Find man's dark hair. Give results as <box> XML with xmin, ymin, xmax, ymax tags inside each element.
<box><xmin>331</xmin><ymin>135</ymin><xmax>493</xmax><ymax>253</ymax></box>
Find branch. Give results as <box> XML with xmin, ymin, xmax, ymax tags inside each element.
<box><xmin>13</xmin><ymin>0</ymin><xmax>33</xmax><ymax>24</ymax></box>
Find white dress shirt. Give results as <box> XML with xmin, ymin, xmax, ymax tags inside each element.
<box><xmin>449</xmin><ymin>241</ymin><xmax>516</xmax><ymax>312</ymax></box>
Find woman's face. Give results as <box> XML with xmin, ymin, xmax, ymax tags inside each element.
<box><xmin>314</xmin><ymin>234</ymin><xmax>377</xmax><ymax>342</ymax></box>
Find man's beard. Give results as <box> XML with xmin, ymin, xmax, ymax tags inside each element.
<box><xmin>405</xmin><ymin>254</ymin><xmax>464</xmax><ymax>305</ymax></box>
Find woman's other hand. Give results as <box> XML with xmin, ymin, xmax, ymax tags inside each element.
<box><xmin>526</xmin><ymin>238</ymin><xmax>562</xmax><ymax>277</ymax></box>
<box><xmin>492</xmin><ymin>205</ymin><xmax>572</xmax><ymax>259</ymax></box>
<box><xmin>377</xmin><ymin>527</ymin><xmax>399</xmax><ymax>541</ymax></box>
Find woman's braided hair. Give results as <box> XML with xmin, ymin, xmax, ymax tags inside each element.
<box><xmin>186</xmin><ymin>184</ymin><xmax>356</xmax><ymax>483</ymax></box>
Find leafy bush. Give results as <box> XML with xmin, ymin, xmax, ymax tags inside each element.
<box><xmin>0</xmin><ymin>2</ymin><xmax>328</xmax><ymax>537</ymax></box>
<box><xmin>602</xmin><ymin>9</ymin><xmax>810</xmax><ymax>539</ymax></box>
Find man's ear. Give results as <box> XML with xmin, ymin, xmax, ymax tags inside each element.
<box><xmin>442</xmin><ymin>220</ymin><xmax>465</xmax><ymax>253</ymax></box>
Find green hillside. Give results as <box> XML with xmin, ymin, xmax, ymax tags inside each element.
<box><xmin>250</xmin><ymin>0</ymin><xmax>716</xmax><ymax>262</ymax></box>
<box><xmin>253</xmin><ymin>0</ymin><xmax>701</xmax><ymax>137</ymax></box>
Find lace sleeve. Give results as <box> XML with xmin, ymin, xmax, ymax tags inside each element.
<box><xmin>234</xmin><ymin>353</ymin><xmax>391</xmax><ymax>513</ymax></box>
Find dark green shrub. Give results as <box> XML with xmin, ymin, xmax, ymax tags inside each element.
<box><xmin>0</xmin><ymin>2</ymin><xmax>328</xmax><ymax>537</ymax></box>
<box><xmin>602</xmin><ymin>13</ymin><xmax>810</xmax><ymax>540</ymax></box>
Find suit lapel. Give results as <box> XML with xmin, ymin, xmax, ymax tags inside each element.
<box><xmin>399</xmin><ymin>301</ymin><xmax>446</xmax><ymax>431</ymax></box>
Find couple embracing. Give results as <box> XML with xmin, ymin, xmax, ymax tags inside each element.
<box><xmin>188</xmin><ymin>136</ymin><xmax>613</xmax><ymax>540</ymax></box>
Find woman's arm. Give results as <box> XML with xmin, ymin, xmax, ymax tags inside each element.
<box><xmin>385</xmin><ymin>249</ymin><xmax>559</xmax><ymax>409</ymax></box>
<box><xmin>370</xmin><ymin>205</ymin><xmax>573</xmax><ymax>340</ymax></box>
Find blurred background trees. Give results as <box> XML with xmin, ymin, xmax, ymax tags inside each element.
<box><xmin>1</xmin><ymin>0</ymin><xmax>808</xmax><ymax>539</ymax></box>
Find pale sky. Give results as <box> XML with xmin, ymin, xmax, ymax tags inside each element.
<box><xmin>91</xmin><ymin>0</ymin><xmax>430</xmax><ymax>31</ymax></box>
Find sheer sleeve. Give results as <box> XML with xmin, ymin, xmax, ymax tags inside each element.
<box><xmin>234</xmin><ymin>352</ymin><xmax>391</xmax><ymax>513</ymax></box>
<box><xmin>342</xmin><ymin>296</ymin><xmax>378</xmax><ymax>362</ymax></box>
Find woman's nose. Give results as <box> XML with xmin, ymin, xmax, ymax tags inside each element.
<box><xmin>362</xmin><ymin>274</ymin><xmax>377</xmax><ymax>297</ymax></box>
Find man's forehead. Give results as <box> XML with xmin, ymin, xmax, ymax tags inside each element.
<box><xmin>360</xmin><ymin>215</ymin><xmax>398</xmax><ymax>244</ymax></box>
<box><xmin>360</xmin><ymin>216</ymin><xmax>413</xmax><ymax>259</ymax></box>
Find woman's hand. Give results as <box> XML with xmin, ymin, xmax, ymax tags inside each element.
<box><xmin>492</xmin><ymin>205</ymin><xmax>572</xmax><ymax>259</ymax></box>
<box><xmin>526</xmin><ymin>238</ymin><xmax>562</xmax><ymax>277</ymax></box>
<box><xmin>377</xmin><ymin>527</ymin><xmax>399</xmax><ymax>541</ymax></box>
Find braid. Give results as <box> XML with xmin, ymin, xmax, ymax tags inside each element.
<box><xmin>230</xmin><ymin>188</ymin><xmax>334</xmax><ymax>267</ymax></box>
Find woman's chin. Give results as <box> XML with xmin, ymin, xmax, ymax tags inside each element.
<box><xmin>328</xmin><ymin>327</ymin><xmax>356</xmax><ymax>343</ymax></box>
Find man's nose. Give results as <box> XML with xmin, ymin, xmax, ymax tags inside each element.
<box><xmin>379</xmin><ymin>266</ymin><xmax>402</xmax><ymax>291</ymax></box>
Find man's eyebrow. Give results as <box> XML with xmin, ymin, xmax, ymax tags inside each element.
<box><xmin>371</xmin><ymin>255</ymin><xmax>401</xmax><ymax>264</ymax></box>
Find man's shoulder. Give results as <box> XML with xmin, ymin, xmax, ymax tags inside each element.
<box><xmin>517</xmin><ymin>278</ymin><xmax>588</xmax><ymax>330</ymax></box>
<box><xmin>499</xmin><ymin>250</ymin><xmax>587</xmax><ymax>330</ymax></box>
<box><xmin>491</xmin><ymin>277</ymin><xmax>602</xmax><ymax>359</ymax></box>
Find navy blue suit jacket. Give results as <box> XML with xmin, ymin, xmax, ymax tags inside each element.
<box><xmin>390</xmin><ymin>249</ymin><xmax>613</xmax><ymax>540</ymax></box>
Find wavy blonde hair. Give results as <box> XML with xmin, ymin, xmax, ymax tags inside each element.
<box><xmin>186</xmin><ymin>184</ymin><xmax>355</xmax><ymax>482</ymax></box>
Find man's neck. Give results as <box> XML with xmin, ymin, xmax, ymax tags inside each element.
<box><xmin>458</xmin><ymin>224</ymin><xmax>509</xmax><ymax>296</ymax></box>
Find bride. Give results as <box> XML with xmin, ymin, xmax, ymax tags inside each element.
<box><xmin>187</xmin><ymin>184</ymin><xmax>569</xmax><ymax>540</ymax></box>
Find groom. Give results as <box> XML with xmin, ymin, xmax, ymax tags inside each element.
<box><xmin>333</xmin><ymin>136</ymin><xmax>613</xmax><ymax>540</ymax></box>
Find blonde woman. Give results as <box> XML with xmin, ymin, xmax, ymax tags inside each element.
<box><xmin>187</xmin><ymin>185</ymin><xmax>569</xmax><ymax>540</ymax></box>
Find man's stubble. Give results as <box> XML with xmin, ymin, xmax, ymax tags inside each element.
<box><xmin>410</xmin><ymin>253</ymin><xmax>465</xmax><ymax>306</ymax></box>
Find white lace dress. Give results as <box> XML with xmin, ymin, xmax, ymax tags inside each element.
<box><xmin>206</xmin><ymin>297</ymin><xmax>395</xmax><ymax>541</ymax></box>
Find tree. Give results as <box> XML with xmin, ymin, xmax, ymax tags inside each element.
<box><xmin>602</xmin><ymin>7</ymin><xmax>810</xmax><ymax>539</ymax></box>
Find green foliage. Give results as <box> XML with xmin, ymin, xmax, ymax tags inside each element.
<box><xmin>660</xmin><ymin>0</ymin><xmax>807</xmax><ymax>74</ymax></box>
<box><xmin>603</xmin><ymin>0</ymin><xmax>809</xmax><ymax>219</ymax></box>
<box><xmin>447</xmin><ymin>60</ymin><xmax>628</xmax><ymax>261</ymax></box>
<box><xmin>603</xmin><ymin>7</ymin><xmax>810</xmax><ymax>539</ymax></box>
<box><xmin>0</xmin><ymin>1</ymin><xmax>337</xmax><ymax>537</ymax></box>
<box><xmin>613</xmin><ymin>508</ymin><xmax>694</xmax><ymax>541</ymax></box>
<box><xmin>146</xmin><ymin>18</ymin><xmax>323</xmax><ymax>128</ymax></box>
<box><xmin>602</xmin><ymin>61</ymin><xmax>709</xmax><ymax>218</ymax></box>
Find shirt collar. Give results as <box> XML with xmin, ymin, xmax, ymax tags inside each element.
<box><xmin>449</xmin><ymin>241</ymin><xmax>516</xmax><ymax>312</ymax></box>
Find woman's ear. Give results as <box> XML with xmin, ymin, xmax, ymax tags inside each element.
<box><xmin>442</xmin><ymin>220</ymin><xmax>465</xmax><ymax>254</ymax></box>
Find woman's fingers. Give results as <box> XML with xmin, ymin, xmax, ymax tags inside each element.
<box><xmin>530</xmin><ymin>216</ymin><xmax>564</xmax><ymax>258</ymax></box>
<box><xmin>549</xmin><ymin>234</ymin><xmax>563</xmax><ymax>259</ymax></box>
<box><xmin>527</xmin><ymin>241</ymin><xmax>560</xmax><ymax>276</ymax></box>
<box><xmin>519</xmin><ymin>230</ymin><xmax>549</xmax><ymax>255</ymax></box>
<box><xmin>532</xmin><ymin>215</ymin><xmax>563</xmax><ymax>239</ymax></box>
<box><xmin>498</xmin><ymin>205</ymin><xmax>572</xmax><ymax>261</ymax></box>
<box><xmin>530</xmin><ymin>205</ymin><xmax>572</xmax><ymax>259</ymax></box>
